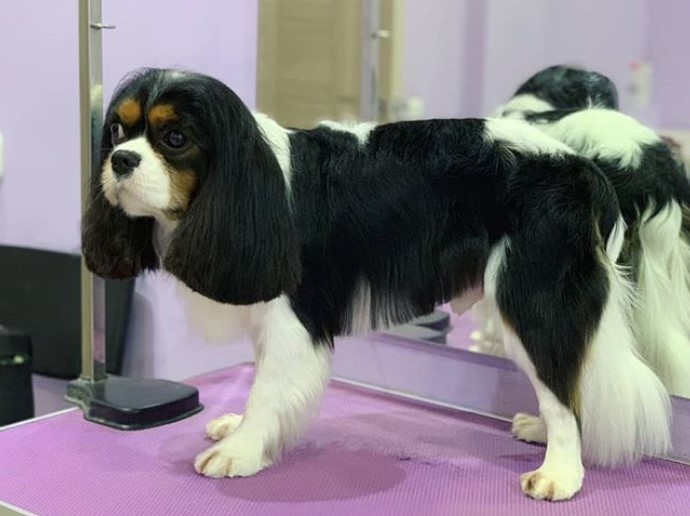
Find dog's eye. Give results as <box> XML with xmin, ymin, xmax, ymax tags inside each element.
<box><xmin>110</xmin><ymin>123</ymin><xmax>125</xmax><ymax>145</ymax></box>
<box><xmin>163</xmin><ymin>130</ymin><xmax>187</xmax><ymax>149</ymax></box>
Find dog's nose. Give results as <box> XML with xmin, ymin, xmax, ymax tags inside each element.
<box><xmin>111</xmin><ymin>150</ymin><xmax>141</xmax><ymax>178</ymax></box>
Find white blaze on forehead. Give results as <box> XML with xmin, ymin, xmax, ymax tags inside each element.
<box><xmin>484</xmin><ymin>118</ymin><xmax>575</xmax><ymax>157</ymax></box>
<box><xmin>166</xmin><ymin>69</ymin><xmax>189</xmax><ymax>80</ymax></box>
<box><xmin>101</xmin><ymin>136</ymin><xmax>172</xmax><ymax>217</ymax></box>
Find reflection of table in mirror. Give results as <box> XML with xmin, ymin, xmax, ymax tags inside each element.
<box><xmin>382</xmin><ymin>305</ymin><xmax>485</xmax><ymax>351</ymax></box>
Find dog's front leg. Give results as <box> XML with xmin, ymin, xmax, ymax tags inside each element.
<box><xmin>195</xmin><ymin>296</ymin><xmax>332</xmax><ymax>477</ymax></box>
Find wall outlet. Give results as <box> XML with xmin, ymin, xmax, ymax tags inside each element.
<box><xmin>630</xmin><ymin>61</ymin><xmax>652</xmax><ymax>110</ymax></box>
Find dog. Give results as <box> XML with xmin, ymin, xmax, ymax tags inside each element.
<box><xmin>475</xmin><ymin>65</ymin><xmax>690</xmax><ymax>398</ymax></box>
<box><xmin>82</xmin><ymin>68</ymin><xmax>671</xmax><ymax>501</ymax></box>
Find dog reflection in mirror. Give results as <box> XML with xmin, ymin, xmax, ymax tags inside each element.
<box><xmin>475</xmin><ymin>65</ymin><xmax>690</xmax><ymax>400</ymax></box>
<box><xmin>83</xmin><ymin>68</ymin><xmax>671</xmax><ymax>501</ymax></box>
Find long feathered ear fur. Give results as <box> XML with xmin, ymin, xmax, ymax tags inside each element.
<box><xmin>163</xmin><ymin>76</ymin><xmax>301</xmax><ymax>305</ymax></box>
<box><xmin>82</xmin><ymin>77</ymin><xmax>159</xmax><ymax>279</ymax></box>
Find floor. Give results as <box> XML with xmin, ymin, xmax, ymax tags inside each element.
<box><xmin>1</xmin><ymin>364</ymin><xmax>689</xmax><ymax>516</ymax></box>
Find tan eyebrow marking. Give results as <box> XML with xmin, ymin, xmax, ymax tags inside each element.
<box><xmin>115</xmin><ymin>98</ymin><xmax>141</xmax><ymax>125</ymax></box>
<box><xmin>148</xmin><ymin>104</ymin><xmax>178</xmax><ymax>127</ymax></box>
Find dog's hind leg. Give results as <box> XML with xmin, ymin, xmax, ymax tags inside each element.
<box><xmin>483</xmin><ymin>240</ymin><xmax>584</xmax><ymax>501</ymax></box>
<box><xmin>493</xmin><ymin>216</ymin><xmax>670</xmax><ymax>501</ymax></box>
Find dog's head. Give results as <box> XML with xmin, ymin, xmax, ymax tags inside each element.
<box><xmin>83</xmin><ymin>68</ymin><xmax>300</xmax><ymax>304</ymax></box>
<box><xmin>496</xmin><ymin>65</ymin><xmax>619</xmax><ymax>119</ymax></box>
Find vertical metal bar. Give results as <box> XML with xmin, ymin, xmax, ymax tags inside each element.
<box><xmin>360</xmin><ymin>0</ymin><xmax>381</xmax><ymax>122</ymax></box>
<box><xmin>79</xmin><ymin>0</ymin><xmax>107</xmax><ymax>381</ymax></box>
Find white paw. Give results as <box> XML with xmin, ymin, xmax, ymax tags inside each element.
<box><xmin>512</xmin><ymin>413</ymin><xmax>547</xmax><ymax>444</ymax></box>
<box><xmin>520</xmin><ymin>465</ymin><xmax>584</xmax><ymax>501</ymax></box>
<box><xmin>194</xmin><ymin>435</ymin><xmax>270</xmax><ymax>478</ymax></box>
<box><xmin>206</xmin><ymin>413</ymin><xmax>243</xmax><ymax>441</ymax></box>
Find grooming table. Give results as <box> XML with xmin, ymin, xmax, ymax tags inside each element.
<box><xmin>1</xmin><ymin>365</ymin><xmax>689</xmax><ymax>516</ymax></box>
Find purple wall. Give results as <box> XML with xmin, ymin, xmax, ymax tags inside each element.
<box><xmin>403</xmin><ymin>0</ymin><xmax>468</xmax><ymax>118</ymax></box>
<box><xmin>480</xmin><ymin>0</ymin><xmax>550</xmax><ymax>115</ymax></box>
<box><xmin>403</xmin><ymin>0</ymin><xmax>660</xmax><ymax>123</ymax></box>
<box><xmin>103</xmin><ymin>0</ymin><xmax>258</xmax><ymax>106</ymax></box>
<box><xmin>646</xmin><ymin>0</ymin><xmax>690</xmax><ymax>129</ymax></box>
<box><xmin>0</xmin><ymin>2</ymin><xmax>81</xmax><ymax>253</ymax></box>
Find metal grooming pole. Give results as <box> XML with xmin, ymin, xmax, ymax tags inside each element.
<box><xmin>66</xmin><ymin>0</ymin><xmax>202</xmax><ymax>429</ymax></box>
<box><xmin>361</xmin><ymin>0</ymin><xmax>383</xmax><ymax>122</ymax></box>
<box><xmin>78</xmin><ymin>0</ymin><xmax>108</xmax><ymax>385</ymax></box>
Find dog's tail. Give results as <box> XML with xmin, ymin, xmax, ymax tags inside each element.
<box><xmin>632</xmin><ymin>202</ymin><xmax>690</xmax><ymax>397</ymax></box>
<box><xmin>579</xmin><ymin>216</ymin><xmax>672</xmax><ymax>466</ymax></box>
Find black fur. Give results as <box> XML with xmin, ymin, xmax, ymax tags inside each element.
<box><xmin>160</xmin><ymin>73</ymin><xmax>301</xmax><ymax>304</ymax></box>
<box><xmin>496</xmin><ymin>156</ymin><xmax>615</xmax><ymax>407</ymax></box>
<box><xmin>593</xmin><ymin>142</ymin><xmax>690</xmax><ymax>281</ymax></box>
<box><xmin>596</xmin><ymin>143</ymin><xmax>690</xmax><ymax>223</ymax></box>
<box><xmin>515</xmin><ymin>65</ymin><xmax>619</xmax><ymax>110</ymax></box>
<box><xmin>287</xmin><ymin>120</ymin><xmax>505</xmax><ymax>343</ymax></box>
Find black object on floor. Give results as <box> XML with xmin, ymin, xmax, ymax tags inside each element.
<box><xmin>66</xmin><ymin>375</ymin><xmax>203</xmax><ymax>430</ymax></box>
<box><xmin>0</xmin><ymin>246</ymin><xmax>133</xmax><ymax>378</ymax></box>
<box><xmin>0</xmin><ymin>326</ymin><xmax>35</xmax><ymax>426</ymax></box>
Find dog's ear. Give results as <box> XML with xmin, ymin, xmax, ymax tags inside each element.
<box><xmin>82</xmin><ymin>94</ymin><xmax>159</xmax><ymax>279</ymax></box>
<box><xmin>164</xmin><ymin>79</ymin><xmax>301</xmax><ymax>304</ymax></box>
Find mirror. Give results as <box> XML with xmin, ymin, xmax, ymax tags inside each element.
<box><xmin>256</xmin><ymin>0</ymin><xmax>690</xmax><ymax>399</ymax></box>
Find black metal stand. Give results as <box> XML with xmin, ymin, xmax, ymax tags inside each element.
<box><xmin>66</xmin><ymin>0</ymin><xmax>202</xmax><ymax>431</ymax></box>
<box><xmin>66</xmin><ymin>376</ymin><xmax>202</xmax><ymax>430</ymax></box>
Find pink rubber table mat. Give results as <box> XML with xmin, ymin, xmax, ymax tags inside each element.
<box><xmin>1</xmin><ymin>364</ymin><xmax>689</xmax><ymax>516</ymax></box>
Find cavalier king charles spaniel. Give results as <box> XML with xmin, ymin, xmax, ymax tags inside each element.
<box><xmin>474</xmin><ymin>66</ymin><xmax>690</xmax><ymax>399</ymax></box>
<box><xmin>82</xmin><ymin>68</ymin><xmax>671</xmax><ymax>501</ymax></box>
